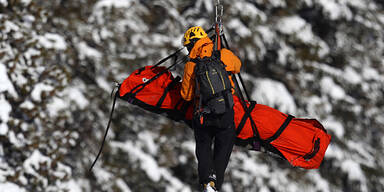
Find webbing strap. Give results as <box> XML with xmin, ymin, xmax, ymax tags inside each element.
<box><xmin>236</xmin><ymin>101</ymin><xmax>256</xmax><ymax>135</ymax></box>
<box><xmin>156</xmin><ymin>76</ymin><xmax>181</xmax><ymax>108</ymax></box>
<box><xmin>265</xmin><ymin>115</ymin><xmax>294</xmax><ymax>143</ymax></box>
<box><xmin>303</xmin><ymin>138</ymin><xmax>320</xmax><ymax>160</ymax></box>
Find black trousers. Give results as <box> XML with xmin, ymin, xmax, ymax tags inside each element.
<box><xmin>193</xmin><ymin>108</ymin><xmax>235</xmax><ymax>190</ymax></box>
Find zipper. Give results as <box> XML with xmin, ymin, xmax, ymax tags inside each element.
<box><xmin>219</xmin><ymin>71</ymin><xmax>226</xmax><ymax>90</ymax></box>
<box><xmin>206</xmin><ymin>71</ymin><xmax>215</xmax><ymax>94</ymax></box>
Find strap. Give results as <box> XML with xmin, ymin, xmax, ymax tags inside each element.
<box><xmin>156</xmin><ymin>76</ymin><xmax>181</xmax><ymax>108</ymax></box>
<box><xmin>265</xmin><ymin>115</ymin><xmax>294</xmax><ymax>143</ymax></box>
<box><xmin>303</xmin><ymin>138</ymin><xmax>320</xmax><ymax>160</ymax></box>
<box><xmin>236</xmin><ymin>101</ymin><xmax>256</xmax><ymax>135</ymax></box>
<box><xmin>89</xmin><ymin>91</ymin><xmax>118</xmax><ymax>171</ymax></box>
<box><xmin>150</xmin><ymin>47</ymin><xmax>184</xmax><ymax>69</ymax></box>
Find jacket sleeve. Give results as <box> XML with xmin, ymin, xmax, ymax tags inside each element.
<box><xmin>220</xmin><ymin>48</ymin><xmax>241</xmax><ymax>74</ymax></box>
<box><xmin>181</xmin><ymin>61</ymin><xmax>196</xmax><ymax>101</ymax></box>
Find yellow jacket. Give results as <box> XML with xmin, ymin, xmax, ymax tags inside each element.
<box><xmin>181</xmin><ymin>37</ymin><xmax>242</xmax><ymax>101</ymax></box>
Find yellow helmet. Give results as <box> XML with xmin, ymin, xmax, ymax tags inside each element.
<box><xmin>182</xmin><ymin>26</ymin><xmax>208</xmax><ymax>46</ymax></box>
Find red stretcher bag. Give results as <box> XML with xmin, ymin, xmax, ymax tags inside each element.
<box><xmin>119</xmin><ymin>66</ymin><xmax>193</xmax><ymax>122</ymax></box>
<box><xmin>233</xmin><ymin>96</ymin><xmax>331</xmax><ymax>169</ymax></box>
<box><xmin>118</xmin><ymin>66</ymin><xmax>331</xmax><ymax>169</ymax></box>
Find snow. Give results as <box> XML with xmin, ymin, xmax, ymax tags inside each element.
<box><xmin>341</xmin><ymin>159</ymin><xmax>366</xmax><ymax>183</ymax></box>
<box><xmin>116</xmin><ymin>179</ymin><xmax>132</xmax><ymax>192</ymax></box>
<box><xmin>21</xmin><ymin>0</ymin><xmax>31</xmax><ymax>6</ymax></box>
<box><xmin>138</xmin><ymin>131</ymin><xmax>158</xmax><ymax>155</ymax></box>
<box><xmin>323</xmin><ymin>118</ymin><xmax>345</xmax><ymax>138</ymax></box>
<box><xmin>46</xmin><ymin>97</ymin><xmax>67</xmax><ymax>117</ymax></box>
<box><xmin>95</xmin><ymin>0</ymin><xmax>134</xmax><ymax>9</ymax></box>
<box><xmin>0</xmin><ymin>63</ymin><xmax>17</xmax><ymax>97</ymax></box>
<box><xmin>0</xmin><ymin>95</ymin><xmax>11</xmax><ymax>135</ymax></box>
<box><xmin>4</xmin><ymin>20</ymin><xmax>19</xmax><ymax>33</ymax></box>
<box><xmin>110</xmin><ymin>141</ymin><xmax>162</xmax><ymax>182</ymax></box>
<box><xmin>20</xmin><ymin>100</ymin><xmax>34</xmax><ymax>110</ymax></box>
<box><xmin>0</xmin><ymin>183</ymin><xmax>26</xmax><ymax>192</ymax></box>
<box><xmin>233</xmin><ymin>1</ymin><xmax>267</xmax><ymax>22</ymax></box>
<box><xmin>78</xmin><ymin>42</ymin><xmax>102</xmax><ymax>60</ymax></box>
<box><xmin>277</xmin><ymin>16</ymin><xmax>316</xmax><ymax>43</ymax></box>
<box><xmin>252</xmin><ymin>78</ymin><xmax>297</xmax><ymax>114</ymax></box>
<box><xmin>22</xmin><ymin>150</ymin><xmax>52</xmax><ymax>187</ymax></box>
<box><xmin>256</xmin><ymin>26</ymin><xmax>275</xmax><ymax>44</ymax></box>
<box><xmin>362</xmin><ymin>66</ymin><xmax>381</xmax><ymax>81</ymax></box>
<box><xmin>277</xmin><ymin>42</ymin><xmax>294</xmax><ymax>65</ymax></box>
<box><xmin>344</xmin><ymin>67</ymin><xmax>362</xmax><ymax>84</ymax></box>
<box><xmin>0</xmin><ymin>0</ymin><xmax>7</xmax><ymax>6</ymax></box>
<box><xmin>227</xmin><ymin>18</ymin><xmax>252</xmax><ymax>37</ymax></box>
<box><xmin>317</xmin><ymin>0</ymin><xmax>353</xmax><ymax>20</ymax></box>
<box><xmin>320</xmin><ymin>77</ymin><xmax>346</xmax><ymax>100</ymax></box>
<box><xmin>96</xmin><ymin>77</ymin><xmax>112</xmax><ymax>92</ymax></box>
<box><xmin>58</xmin><ymin>180</ymin><xmax>83</xmax><ymax>192</ymax></box>
<box><xmin>37</xmin><ymin>33</ymin><xmax>67</xmax><ymax>50</ymax></box>
<box><xmin>65</xmin><ymin>87</ymin><xmax>89</xmax><ymax>110</ymax></box>
<box><xmin>31</xmin><ymin>82</ymin><xmax>54</xmax><ymax>102</ymax></box>
<box><xmin>277</xmin><ymin>16</ymin><xmax>306</xmax><ymax>35</ymax></box>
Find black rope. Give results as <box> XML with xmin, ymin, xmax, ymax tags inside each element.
<box><xmin>89</xmin><ymin>91</ymin><xmax>118</xmax><ymax>172</ymax></box>
<box><xmin>222</xmin><ymin>34</ymin><xmax>252</xmax><ymax>101</ymax></box>
<box><xmin>151</xmin><ymin>47</ymin><xmax>185</xmax><ymax>69</ymax></box>
<box><xmin>222</xmin><ymin>33</ymin><xmax>260</xmax><ymax>141</ymax></box>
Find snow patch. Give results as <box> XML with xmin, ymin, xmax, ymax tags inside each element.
<box><xmin>343</xmin><ymin>67</ymin><xmax>362</xmax><ymax>84</ymax></box>
<box><xmin>110</xmin><ymin>141</ymin><xmax>161</xmax><ymax>182</ymax></box>
<box><xmin>96</xmin><ymin>77</ymin><xmax>113</xmax><ymax>92</ymax></box>
<box><xmin>227</xmin><ymin>18</ymin><xmax>251</xmax><ymax>37</ymax></box>
<box><xmin>323</xmin><ymin>118</ymin><xmax>345</xmax><ymax>138</ymax></box>
<box><xmin>138</xmin><ymin>131</ymin><xmax>158</xmax><ymax>155</ymax></box>
<box><xmin>341</xmin><ymin>159</ymin><xmax>366</xmax><ymax>182</ymax></box>
<box><xmin>0</xmin><ymin>95</ymin><xmax>11</xmax><ymax>135</ymax></box>
<box><xmin>95</xmin><ymin>0</ymin><xmax>133</xmax><ymax>9</ymax></box>
<box><xmin>78</xmin><ymin>42</ymin><xmax>102</xmax><ymax>60</ymax></box>
<box><xmin>0</xmin><ymin>182</ymin><xmax>26</xmax><ymax>192</ymax></box>
<box><xmin>37</xmin><ymin>33</ymin><xmax>67</xmax><ymax>50</ymax></box>
<box><xmin>0</xmin><ymin>0</ymin><xmax>8</xmax><ymax>6</ymax></box>
<box><xmin>58</xmin><ymin>180</ymin><xmax>83</xmax><ymax>192</ymax></box>
<box><xmin>256</xmin><ymin>26</ymin><xmax>275</xmax><ymax>44</ymax></box>
<box><xmin>65</xmin><ymin>87</ymin><xmax>89</xmax><ymax>109</ymax></box>
<box><xmin>23</xmin><ymin>150</ymin><xmax>52</xmax><ymax>187</ymax></box>
<box><xmin>277</xmin><ymin>16</ymin><xmax>306</xmax><ymax>34</ymax></box>
<box><xmin>46</xmin><ymin>97</ymin><xmax>68</xmax><ymax>117</ymax></box>
<box><xmin>318</xmin><ymin>0</ymin><xmax>353</xmax><ymax>20</ymax></box>
<box><xmin>320</xmin><ymin>77</ymin><xmax>346</xmax><ymax>100</ymax></box>
<box><xmin>0</xmin><ymin>63</ymin><xmax>17</xmax><ymax>97</ymax></box>
<box><xmin>21</xmin><ymin>0</ymin><xmax>31</xmax><ymax>6</ymax></box>
<box><xmin>20</xmin><ymin>100</ymin><xmax>34</xmax><ymax>110</ymax></box>
<box><xmin>116</xmin><ymin>179</ymin><xmax>132</xmax><ymax>192</ymax></box>
<box><xmin>31</xmin><ymin>83</ymin><xmax>54</xmax><ymax>102</ymax></box>
<box><xmin>252</xmin><ymin>78</ymin><xmax>297</xmax><ymax>114</ymax></box>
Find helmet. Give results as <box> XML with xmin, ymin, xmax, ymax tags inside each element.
<box><xmin>182</xmin><ymin>26</ymin><xmax>208</xmax><ymax>46</ymax></box>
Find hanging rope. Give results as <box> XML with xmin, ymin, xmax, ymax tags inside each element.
<box><xmin>89</xmin><ymin>84</ymin><xmax>119</xmax><ymax>171</ymax></box>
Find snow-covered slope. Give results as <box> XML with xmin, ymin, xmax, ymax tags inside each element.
<box><xmin>1</xmin><ymin>0</ymin><xmax>383</xmax><ymax>191</ymax></box>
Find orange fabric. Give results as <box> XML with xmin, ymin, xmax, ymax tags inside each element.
<box><xmin>181</xmin><ymin>37</ymin><xmax>242</xmax><ymax>101</ymax></box>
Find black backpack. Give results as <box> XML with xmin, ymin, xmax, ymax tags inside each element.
<box><xmin>193</xmin><ymin>51</ymin><xmax>234</xmax><ymax>114</ymax></box>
